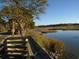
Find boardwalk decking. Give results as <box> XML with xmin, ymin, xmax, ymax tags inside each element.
<box><xmin>0</xmin><ymin>36</ymin><xmax>53</xmax><ymax>59</ymax></box>
<box><xmin>0</xmin><ymin>36</ymin><xmax>29</xmax><ymax>59</ymax></box>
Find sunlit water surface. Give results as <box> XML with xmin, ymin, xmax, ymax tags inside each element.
<box><xmin>43</xmin><ymin>30</ymin><xmax>79</xmax><ymax>59</ymax></box>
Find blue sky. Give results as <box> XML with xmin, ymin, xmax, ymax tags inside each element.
<box><xmin>0</xmin><ymin>0</ymin><xmax>79</xmax><ymax>25</ymax></box>
<box><xmin>35</xmin><ymin>0</ymin><xmax>79</xmax><ymax>25</ymax></box>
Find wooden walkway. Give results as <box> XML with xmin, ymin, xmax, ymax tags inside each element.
<box><xmin>0</xmin><ymin>36</ymin><xmax>53</xmax><ymax>59</ymax></box>
<box><xmin>0</xmin><ymin>36</ymin><xmax>29</xmax><ymax>59</ymax></box>
<box><xmin>27</xmin><ymin>36</ymin><xmax>51</xmax><ymax>59</ymax></box>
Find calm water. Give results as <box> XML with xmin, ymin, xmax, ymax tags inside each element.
<box><xmin>44</xmin><ymin>30</ymin><xmax>79</xmax><ymax>59</ymax></box>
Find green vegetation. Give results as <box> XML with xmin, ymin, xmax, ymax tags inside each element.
<box><xmin>0</xmin><ymin>0</ymin><xmax>47</xmax><ymax>36</ymax></box>
<box><xmin>0</xmin><ymin>17</ymin><xmax>7</xmax><ymax>32</ymax></box>
<box><xmin>36</xmin><ymin>24</ymin><xmax>79</xmax><ymax>33</ymax></box>
<box><xmin>0</xmin><ymin>36</ymin><xmax>3</xmax><ymax>42</ymax></box>
<box><xmin>26</xmin><ymin>30</ymin><xmax>64</xmax><ymax>59</ymax></box>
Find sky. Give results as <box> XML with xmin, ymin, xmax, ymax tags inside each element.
<box><xmin>0</xmin><ymin>0</ymin><xmax>79</xmax><ymax>25</ymax></box>
<box><xmin>35</xmin><ymin>0</ymin><xmax>79</xmax><ymax>25</ymax></box>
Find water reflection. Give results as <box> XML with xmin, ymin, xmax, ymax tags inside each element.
<box><xmin>44</xmin><ymin>30</ymin><xmax>79</xmax><ymax>59</ymax></box>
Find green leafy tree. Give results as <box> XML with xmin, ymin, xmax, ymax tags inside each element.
<box><xmin>0</xmin><ymin>0</ymin><xmax>47</xmax><ymax>36</ymax></box>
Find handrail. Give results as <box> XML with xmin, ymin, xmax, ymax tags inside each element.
<box><xmin>0</xmin><ymin>44</ymin><xmax>4</xmax><ymax>51</ymax></box>
<box><xmin>27</xmin><ymin>36</ymin><xmax>51</xmax><ymax>59</ymax></box>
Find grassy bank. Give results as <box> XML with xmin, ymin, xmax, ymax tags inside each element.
<box><xmin>26</xmin><ymin>30</ymin><xmax>64</xmax><ymax>59</ymax></box>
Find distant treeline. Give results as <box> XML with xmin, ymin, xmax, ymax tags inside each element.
<box><xmin>36</xmin><ymin>23</ymin><xmax>79</xmax><ymax>27</ymax></box>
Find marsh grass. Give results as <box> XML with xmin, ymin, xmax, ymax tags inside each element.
<box><xmin>26</xmin><ymin>30</ymin><xmax>64</xmax><ymax>58</ymax></box>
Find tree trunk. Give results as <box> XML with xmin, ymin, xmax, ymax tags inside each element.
<box><xmin>12</xmin><ymin>20</ymin><xmax>15</xmax><ymax>36</ymax></box>
<box><xmin>16</xmin><ymin>20</ymin><xmax>23</xmax><ymax>37</ymax></box>
<box><xmin>20</xmin><ymin>24</ymin><xmax>26</xmax><ymax>36</ymax></box>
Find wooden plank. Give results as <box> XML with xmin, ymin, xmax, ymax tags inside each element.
<box><xmin>6</xmin><ymin>41</ymin><xmax>26</xmax><ymax>43</ymax></box>
<box><xmin>7</xmin><ymin>40</ymin><xmax>23</xmax><ymax>42</ymax></box>
<box><xmin>6</xmin><ymin>37</ymin><xmax>26</xmax><ymax>40</ymax></box>
<box><xmin>7</xmin><ymin>50</ymin><xmax>28</xmax><ymax>53</ymax></box>
<box><xmin>6</xmin><ymin>45</ymin><xmax>27</xmax><ymax>48</ymax></box>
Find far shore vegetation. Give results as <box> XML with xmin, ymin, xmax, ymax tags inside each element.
<box><xmin>36</xmin><ymin>23</ymin><xmax>79</xmax><ymax>33</ymax></box>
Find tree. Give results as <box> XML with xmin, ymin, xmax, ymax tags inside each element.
<box><xmin>0</xmin><ymin>0</ymin><xmax>47</xmax><ymax>36</ymax></box>
<box><xmin>0</xmin><ymin>16</ymin><xmax>7</xmax><ymax>32</ymax></box>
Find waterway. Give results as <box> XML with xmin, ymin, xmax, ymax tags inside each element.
<box><xmin>44</xmin><ymin>30</ymin><xmax>79</xmax><ymax>59</ymax></box>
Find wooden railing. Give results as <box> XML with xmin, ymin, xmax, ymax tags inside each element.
<box><xmin>0</xmin><ymin>36</ymin><xmax>54</xmax><ymax>59</ymax></box>
<box><xmin>27</xmin><ymin>36</ymin><xmax>52</xmax><ymax>59</ymax></box>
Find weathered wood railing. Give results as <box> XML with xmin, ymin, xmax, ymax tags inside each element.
<box><xmin>27</xmin><ymin>36</ymin><xmax>52</xmax><ymax>59</ymax></box>
<box><xmin>0</xmin><ymin>36</ymin><xmax>56</xmax><ymax>59</ymax></box>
